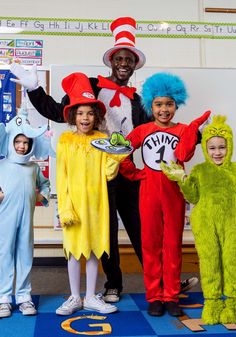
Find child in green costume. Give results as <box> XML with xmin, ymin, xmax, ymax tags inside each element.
<box><xmin>161</xmin><ymin>115</ymin><xmax>236</xmax><ymax>325</ymax></box>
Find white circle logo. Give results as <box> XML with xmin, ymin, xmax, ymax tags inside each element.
<box><xmin>142</xmin><ymin>131</ymin><xmax>179</xmax><ymax>171</ymax></box>
<box><xmin>82</xmin><ymin>92</ymin><xmax>95</xmax><ymax>99</ymax></box>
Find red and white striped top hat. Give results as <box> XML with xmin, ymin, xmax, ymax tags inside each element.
<box><xmin>103</xmin><ymin>17</ymin><xmax>146</xmax><ymax>70</ymax></box>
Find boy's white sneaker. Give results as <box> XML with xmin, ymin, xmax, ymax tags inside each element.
<box><xmin>0</xmin><ymin>303</ymin><xmax>12</xmax><ymax>318</ymax></box>
<box><xmin>56</xmin><ymin>296</ymin><xmax>82</xmax><ymax>315</ymax></box>
<box><xmin>19</xmin><ymin>301</ymin><xmax>37</xmax><ymax>315</ymax></box>
<box><xmin>83</xmin><ymin>294</ymin><xmax>118</xmax><ymax>314</ymax></box>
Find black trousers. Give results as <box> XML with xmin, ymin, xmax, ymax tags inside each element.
<box><xmin>101</xmin><ymin>173</ymin><xmax>143</xmax><ymax>292</ymax></box>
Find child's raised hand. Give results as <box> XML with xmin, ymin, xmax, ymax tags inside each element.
<box><xmin>59</xmin><ymin>210</ymin><xmax>80</xmax><ymax>227</ymax></box>
<box><xmin>160</xmin><ymin>161</ymin><xmax>186</xmax><ymax>182</ymax></box>
<box><xmin>198</xmin><ymin>111</ymin><xmax>212</xmax><ymax>134</ymax></box>
<box><xmin>191</xmin><ymin>110</ymin><xmax>211</xmax><ymax>129</ymax></box>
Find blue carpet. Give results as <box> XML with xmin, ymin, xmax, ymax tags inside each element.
<box><xmin>1</xmin><ymin>293</ymin><xmax>236</xmax><ymax>336</ymax></box>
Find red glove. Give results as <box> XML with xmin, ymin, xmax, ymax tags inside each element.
<box><xmin>175</xmin><ymin>110</ymin><xmax>211</xmax><ymax>162</ymax></box>
<box><xmin>189</xmin><ymin>110</ymin><xmax>211</xmax><ymax>129</ymax></box>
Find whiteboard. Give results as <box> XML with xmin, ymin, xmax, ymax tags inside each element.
<box><xmin>49</xmin><ymin>65</ymin><xmax>236</xmax><ymax>193</ymax></box>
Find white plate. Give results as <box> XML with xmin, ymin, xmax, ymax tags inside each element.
<box><xmin>91</xmin><ymin>138</ymin><xmax>133</xmax><ymax>154</ymax></box>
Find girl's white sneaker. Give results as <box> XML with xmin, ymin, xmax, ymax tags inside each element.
<box><xmin>84</xmin><ymin>294</ymin><xmax>118</xmax><ymax>314</ymax></box>
<box><xmin>56</xmin><ymin>296</ymin><xmax>82</xmax><ymax>315</ymax></box>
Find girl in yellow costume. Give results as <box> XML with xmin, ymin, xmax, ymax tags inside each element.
<box><xmin>56</xmin><ymin>73</ymin><xmax>124</xmax><ymax>316</ymax></box>
<box><xmin>161</xmin><ymin>115</ymin><xmax>236</xmax><ymax>325</ymax></box>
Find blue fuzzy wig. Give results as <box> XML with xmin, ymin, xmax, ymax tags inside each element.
<box><xmin>141</xmin><ymin>72</ymin><xmax>188</xmax><ymax>116</ymax></box>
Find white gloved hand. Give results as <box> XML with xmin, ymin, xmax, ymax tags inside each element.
<box><xmin>10</xmin><ymin>62</ymin><xmax>39</xmax><ymax>91</ymax></box>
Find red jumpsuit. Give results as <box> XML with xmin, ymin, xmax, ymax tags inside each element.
<box><xmin>120</xmin><ymin>121</ymin><xmax>193</xmax><ymax>303</ymax></box>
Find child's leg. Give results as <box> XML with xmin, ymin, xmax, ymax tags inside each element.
<box><xmin>14</xmin><ymin>214</ymin><xmax>33</xmax><ymax>305</ymax></box>
<box><xmin>193</xmin><ymin>221</ymin><xmax>223</xmax><ymax>324</ymax></box>
<box><xmin>68</xmin><ymin>254</ymin><xmax>81</xmax><ymax>298</ymax></box>
<box><xmin>85</xmin><ymin>252</ymin><xmax>99</xmax><ymax>300</ymax></box>
<box><xmin>220</xmin><ymin>223</ymin><xmax>236</xmax><ymax>324</ymax></box>
<box><xmin>83</xmin><ymin>252</ymin><xmax>118</xmax><ymax>314</ymax></box>
<box><xmin>0</xmin><ymin>229</ymin><xmax>15</xmax><ymax>304</ymax></box>
<box><xmin>162</xmin><ymin>190</ymin><xmax>185</xmax><ymax>303</ymax></box>
<box><xmin>222</xmin><ymin>224</ymin><xmax>236</xmax><ymax>298</ymax></box>
<box><xmin>194</xmin><ymin>228</ymin><xmax>222</xmax><ymax>298</ymax></box>
<box><xmin>14</xmin><ymin>214</ymin><xmax>38</xmax><ymax>316</ymax></box>
<box><xmin>56</xmin><ymin>254</ymin><xmax>82</xmax><ymax>316</ymax></box>
<box><xmin>139</xmin><ymin>184</ymin><xmax>164</xmax><ymax>303</ymax></box>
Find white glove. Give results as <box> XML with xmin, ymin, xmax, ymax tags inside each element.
<box><xmin>10</xmin><ymin>62</ymin><xmax>39</xmax><ymax>91</ymax></box>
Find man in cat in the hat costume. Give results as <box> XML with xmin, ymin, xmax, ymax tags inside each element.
<box><xmin>10</xmin><ymin>16</ymin><xmax>198</xmax><ymax>302</ymax></box>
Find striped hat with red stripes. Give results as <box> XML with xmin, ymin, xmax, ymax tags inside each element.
<box><xmin>103</xmin><ymin>17</ymin><xmax>146</xmax><ymax>70</ymax></box>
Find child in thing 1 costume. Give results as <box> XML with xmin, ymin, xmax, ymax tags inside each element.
<box><xmin>55</xmin><ymin>72</ymin><xmax>126</xmax><ymax>315</ymax></box>
<box><xmin>0</xmin><ymin>110</ymin><xmax>51</xmax><ymax>318</ymax></box>
<box><xmin>161</xmin><ymin>115</ymin><xmax>236</xmax><ymax>325</ymax></box>
<box><xmin>119</xmin><ymin>72</ymin><xmax>210</xmax><ymax>317</ymax></box>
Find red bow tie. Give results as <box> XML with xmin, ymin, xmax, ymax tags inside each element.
<box><xmin>97</xmin><ymin>75</ymin><xmax>136</xmax><ymax>107</ymax></box>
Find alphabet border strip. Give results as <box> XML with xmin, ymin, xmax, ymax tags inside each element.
<box><xmin>1</xmin><ymin>17</ymin><xmax>236</xmax><ymax>39</ymax></box>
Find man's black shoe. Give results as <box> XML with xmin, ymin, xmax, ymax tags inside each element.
<box><xmin>148</xmin><ymin>300</ymin><xmax>164</xmax><ymax>316</ymax></box>
<box><xmin>165</xmin><ymin>301</ymin><xmax>184</xmax><ymax>317</ymax></box>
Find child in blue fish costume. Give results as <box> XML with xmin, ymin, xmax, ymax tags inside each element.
<box><xmin>0</xmin><ymin>108</ymin><xmax>51</xmax><ymax>318</ymax></box>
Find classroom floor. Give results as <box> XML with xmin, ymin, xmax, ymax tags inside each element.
<box><xmin>31</xmin><ymin>267</ymin><xmax>201</xmax><ymax>295</ymax></box>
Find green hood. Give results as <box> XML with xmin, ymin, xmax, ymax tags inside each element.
<box><xmin>201</xmin><ymin>115</ymin><xmax>233</xmax><ymax>167</ymax></box>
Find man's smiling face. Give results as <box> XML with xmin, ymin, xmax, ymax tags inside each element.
<box><xmin>109</xmin><ymin>49</ymin><xmax>137</xmax><ymax>86</ymax></box>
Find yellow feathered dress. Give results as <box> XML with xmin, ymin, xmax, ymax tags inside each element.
<box><xmin>56</xmin><ymin>130</ymin><xmax>123</xmax><ymax>261</ymax></box>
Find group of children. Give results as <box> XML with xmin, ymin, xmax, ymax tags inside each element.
<box><xmin>0</xmin><ymin>66</ymin><xmax>235</xmax><ymax>325</ymax></box>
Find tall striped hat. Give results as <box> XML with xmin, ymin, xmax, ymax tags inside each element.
<box><xmin>103</xmin><ymin>17</ymin><xmax>146</xmax><ymax>70</ymax></box>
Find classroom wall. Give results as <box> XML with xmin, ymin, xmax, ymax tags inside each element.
<box><xmin>2</xmin><ymin>0</ymin><xmax>236</xmax><ymax>68</ymax></box>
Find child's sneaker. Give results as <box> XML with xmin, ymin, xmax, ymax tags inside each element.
<box><xmin>180</xmin><ymin>277</ymin><xmax>198</xmax><ymax>292</ymax></box>
<box><xmin>19</xmin><ymin>301</ymin><xmax>37</xmax><ymax>315</ymax></box>
<box><xmin>84</xmin><ymin>294</ymin><xmax>118</xmax><ymax>314</ymax></box>
<box><xmin>56</xmin><ymin>296</ymin><xmax>82</xmax><ymax>315</ymax></box>
<box><xmin>0</xmin><ymin>303</ymin><xmax>12</xmax><ymax>318</ymax></box>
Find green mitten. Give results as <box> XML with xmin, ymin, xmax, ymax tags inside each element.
<box><xmin>160</xmin><ymin>161</ymin><xmax>186</xmax><ymax>182</ymax></box>
<box><xmin>110</xmin><ymin>132</ymin><xmax>131</xmax><ymax>147</ymax></box>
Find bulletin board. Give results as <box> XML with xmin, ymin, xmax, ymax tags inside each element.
<box><xmin>49</xmin><ymin>65</ymin><xmax>236</xmax><ymax>194</ymax></box>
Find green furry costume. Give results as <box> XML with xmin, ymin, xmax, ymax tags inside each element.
<box><xmin>162</xmin><ymin>115</ymin><xmax>236</xmax><ymax>324</ymax></box>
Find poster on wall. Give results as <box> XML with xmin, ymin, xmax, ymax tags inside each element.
<box><xmin>0</xmin><ymin>39</ymin><xmax>43</xmax><ymax>66</ymax></box>
<box><xmin>0</xmin><ymin>69</ymin><xmax>16</xmax><ymax>124</ymax></box>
